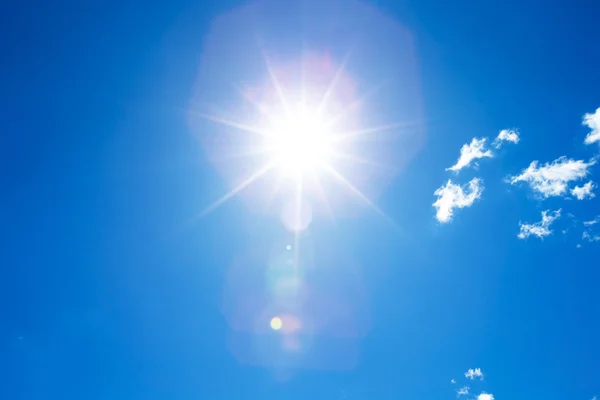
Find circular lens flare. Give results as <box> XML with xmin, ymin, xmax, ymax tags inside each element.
<box><xmin>281</xmin><ymin>199</ymin><xmax>312</xmax><ymax>232</ymax></box>
<box><xmin>270</xmin><ymin>316</ymin><xmax>283</xmax><ymax>331</ymax></box>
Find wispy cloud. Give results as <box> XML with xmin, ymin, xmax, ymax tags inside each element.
<box><xmin>464</xmin><ymin>368</ymin><xmax>484</xmax><ymax>380</ymax></box>
<box><xmin>518</xmin><ymin>209</ymin><xmax>561</xmax><ymax>239</ymax></box>
<box><xmin>584</xmin><ymin>215</ymin><xmax>600</xmax><ymax>226</ymax></box>
<box><xmin>478</xmin><ymin>393</ymin><xmax>494</xmax><ymax>400</ymax></box>
<box><xmin>493</xmin><ymin>128</ymin><xmax>520</xmax><ymax>148</ymax></box>
<box><xmin>583</xmin><ymin>231</ymin><xmax>600</xmax><ymax>242</ymax></box>
<box><xmin>447</xmin><ymin>138</ymin><xmax>493</xmax><ymax>172</ymax></box>
<box><xmin>433</xmin><ymin>178</ymin><xmax>484</xmax><ymax>223</ymax></box>
<box><xmin>508</xmin><ymin>156</ymin><xmax>596</xmax><ymax>198</ymax></box>
<box><xmin>583</xmin><ymin>108</ymin><xmax>600</xmax><ymax>145</ymax></box>
<box><xmin>571</xmin><ymin>180</ymin><xmax>596</xmax><ymax>200</ymax></box>
<box><xmin>457</xmin><ymin>386</ymin><xmax>470</xmax><ymax>397</ymax></box>
<box><xmin>581</xmin><ymin>216</ymin><xmax>600</xmax><ymax>245</ymax></box>
<box><xmin>451</xmin><ymin>379</ymin><xmax>456</xmax><ymax>384</ymax></box>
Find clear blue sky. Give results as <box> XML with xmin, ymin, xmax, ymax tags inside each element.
<box><xmin>2</xmin><ymin>0</ymin><xmax>599</xmax><ymax>399</ymax></box>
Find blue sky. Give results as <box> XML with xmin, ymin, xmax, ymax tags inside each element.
<box><xmin>2</xmin><ymin>0</ymin><xmax>600</xmax><ymax>399</ymax></box>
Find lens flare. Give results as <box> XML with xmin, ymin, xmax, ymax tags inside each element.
<box><xmin>270</xmin><ymin>316</ymin><xmax>283</xmax><ymax>331</ymax></box>
<box><xmin>191</xmin><ymin>52</ymin><xmax>409</xmax><ymax>226</ymax></box>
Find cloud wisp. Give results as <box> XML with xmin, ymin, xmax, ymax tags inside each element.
<box><xmin>447</xmin><ymin>138</ymin><xmax>493</xmax><ymax>172</ymax></box>
<box><xmin>577</xmin><ymin>215</ymin><xmax>600</xmax><ymax>247</ymax></box>
<box><xmin>457</xmin><ymin>386</ymin><xmax>470</xmax><ymax>397</ymax></box>
<box><xmin>517</xmin><ymin>209</ymin><xmax>561</xmax><ymax>239</ymax></box>
<box><xmin>464</xmin><ymin>368</ymin><xmax>484</xmax><ymax>380</ymax></box>
<box><xmin>583</xmin><ymin>107</ymin><xmax>600</xmax><ymax>145</ymax></box>
<box><xmin>508</xmin><ymin>156</ymin><xmax>596</xmax><ymax>198</ymax></box>
<box><xmin>583</xmin><ymin>215</ymin><xmax>600</xmax><ymax>226</ymax></box>
<box><xmin>433</xmin><ymin>178</ymin><xmax>484</xmax><ymax>223</ymax></box>
<box><xmin>493</xmin><ymin>128</ymin><xmax>520</xmax><ymax>148</ymax></box>
<box><xmin>582</xmin><ymin>231</ymin><xmax>600</xmax><ymax>242</ymax></box>
<box><xmin>571</xmin><ymin>180</ymin><xmax>596</xmax><ymax>200</ymax></box>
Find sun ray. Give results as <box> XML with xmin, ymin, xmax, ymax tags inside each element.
<box><xmin>329</xmin><ymin>122</ymin><xmax>410</xmax><ymax>143</ymax></box>
<box><xmin>197</xmin><ymin>159</ymin><xmax>280</xmax><ymax>218</ymax></box>
<box><xmin>308</xmin><ymin>169</ymin><xmax>336</xmax><ymax>220</ymax></box>
<box><xmin>189</xmin><ymin>109</ymin><xmax>271</xmax><ymax>137</ymax></box>
<box><xmin>292</xmin><ymin>173</ymin><xmax>304</xmax><ymax>276</ymax></box>
<box><xmin>207</xmin><ymin>146</ymin><xmax>273</xmax><ymax>163</ymax></box>
<box><xmin>325</xmin><ymin>79</ymin><xmax>391</xmax><ymax>129</ymax></box>
<box><xmin>317</xmin><ymin>50</ymin><xmax>352</xmax><ymax>115</ymax></box>
<box><xmin>301</xmin><ymin>44</ymin><xmax>308</xmax><ymax>105</ymax></box>
<box><xmin>327</xmin><ymin>150</ymin><xmax>391</xmax><ymax>170</ymax></box>
<box><xmin>262</xmin><ymin>50</ymin><xmax>292</xmax><ymax>117</ymax></box>
<box><xmin>231</xmin><ymin>82</ymin><xmax>276</xmax><ymax>122</ymax></box>
<box><xmin>261</xmin><ymin>169</ymin><xmax>286</xmax><ymax>214</ymax></box>
<box><xmin>322</xmin><ymin>164</ymin><xmax>391</xmax><ymax>222</ymax></box>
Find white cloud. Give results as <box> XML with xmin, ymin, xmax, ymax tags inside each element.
<box><xmin>508</xmin><ymin>156</ymin><xmax>596</xmax><ymax>198</ymax></box>
<box><xmin>591</xmin><ymin>395</ymin><xmax>597</xmax><ymax>400</ymax></box>
<box><xmin>451</xmin><ymin>379</ymin><xmax>456</xmax><ymax>384</ymax></box>
<box><xmin>583</xmin><ymin>231</ymin><xmax>600</xmax><ymax>242</ymax></box>
<box><xmin>571</xmin><ymin>181</ymin><xmax>596</xmax><ymax>200</ymax></box>
<box><xmin>447</xmin><ymin>138</ymin><xmax>493</xmax><ymax>172</ymax></box>
<box><xmin>464</xmin><ymin>368</ymin><xmax>484</xmax><ymax>380</ymax></box>
<box><xmin>478</xmin><ymin>393</ymin><xmax>494</xmax><ymax>400</ymax></box>
<box><xmin>583</xmin><ymin>108</ymin><xmax>600</xmax><ymax>145</ymax></box>
<box><xmin>493</xmin><ymin>128</ymin><xmax>520</xmax><ymax>148</ymax></box>
<box><xmin>518</xmin><ymin>209</ymin><xmax>561</xmax><ymax>240</ymax></box>
<box><xmin>584</xmin><ymin>216</ymin><xmax>600</xmax><ymax>226</ymax></box>
<box><xmin>433</xmin><ymin>178</ymin><xmax>484</xmax><ymax>223</ymax></box>
<box><xmin>457</xmin><ymin>386</ymin><xmax>470</xmax><ymax>397</ymax></box>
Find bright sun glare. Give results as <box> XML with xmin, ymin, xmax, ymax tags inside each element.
<box><xmin>268</xmin><ymin>103</ymin><xmax>333</xmax><ymax>174</ymax></box>
<box><xmin>194</xmin><ymin>52</ymin><xmax>402</xmax><ymax>225</ymax></box>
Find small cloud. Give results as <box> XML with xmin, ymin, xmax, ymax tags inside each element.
<box><xmin>571</xmin><ymin>181</ymin><xmax>596</xmax><ymax>200</ymax></box>
<box><xmin>517</xmin><ymin>209</ymin><xmax>561</xmax><ymax>240</ymax></box>
<box><xmin>433</xmin><ymin>178</ymin><xmax>484</xmax><ymax>223</ymax></box>
<box><xmin>583</xmin><ymin>107</ymin><xmax>600</xmax><ymax>145</ymax></box>
<box><xmin>582</xmin><ymin>217</ymin><xmax>600</xmax><ymax>243</ymax></box>
<box><xmin>447</xmin><ymin>138</ymin><xmax>493</xmax><ymax>172</ymax></box>
<box><xmin>457</xmin><ymin>386</ymin><xmax>470</xmax><ymax>397</ymax></box>
<box><xmin>478</xmin><ymin>393</ymin><xmax>494</xmax><ymax>400</ymax></box>
<box><xmin>591</xmin><ymin>395</ymin><xmax>597</xmax><ymax>400</ymax></box>
<box><xmin>577</xmin><ymin>244</ymin><xmax>582</xmax><ymax>248</ymax></box>
<box><xmin>583</xmin><ymin>231</ymin><xmax>600</xmax><ymax>242</ymax></box>
<box><xmin>508</xmin><ymin>156</ymin><xmax>595</xmax><ymax>198</ymax></box>
<box><xmin>451</xmin><ymin>379</ymin><xmax>456</xmax><ymax>384</ymax></box>
<box><xmin>465</xmin><ymin>368</ymin><xmax>484</xmax><ymax>380</ymax></box>
<box><xmin>493</xmin><ymin>128</ymin><xmax>520</xmax><ymax>148</ymax></box>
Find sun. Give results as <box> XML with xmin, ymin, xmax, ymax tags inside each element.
<box><xmin>193</xmin><ymin>52</ymin><xmax>400</xmax><ymax>223</ymax></box>
<box><xmin>267</xmin><ymin>103</ymin><xmax>334</xmax><ymax>175</ymax></box>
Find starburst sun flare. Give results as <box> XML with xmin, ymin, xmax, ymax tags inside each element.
<box><xmin>192</xmin><ymin>52</ymin><xmax>405</xmax><ymax>225</ymax></box>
